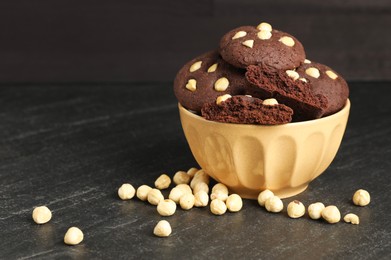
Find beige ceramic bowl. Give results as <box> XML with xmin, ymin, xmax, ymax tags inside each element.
<box><xmin>179</xmin><ymin>99</ymin><xmax>350</xmax><ymax>199</ymax></box>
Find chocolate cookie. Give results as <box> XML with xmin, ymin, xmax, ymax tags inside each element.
<box><xmin>174</xmin><ymin>50</ymin><xmax>248</xmax><ymax>113</ymax></box>
<box><xmin>201</xmin><ymin>95</ymin><xmax>293</xmax><ymax>125</ymax></box>
<box><xmin>296</xmin><ymin>60</ymin><xmax>349</xmax><ymax>116</ymax></box>
<box><xmin>219</xmin><ymin>22</ymin><xmax>305</xmax><ymax>70</ymax></box>
<box><xmin>245</xmin><ymin>64</ymin><xmax>328</xmax><ymax>121</ymax></box>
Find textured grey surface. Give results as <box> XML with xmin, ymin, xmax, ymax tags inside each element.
<box><xmin>0</xmin><ymin>82</ymin><xmax>390</xmax><ymax>259</ymax></box>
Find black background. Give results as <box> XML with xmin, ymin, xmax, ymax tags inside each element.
<box><xmin>0</xmin><ymin>0</ymin><xmax>390</xmax><ymax>82</ymax></box>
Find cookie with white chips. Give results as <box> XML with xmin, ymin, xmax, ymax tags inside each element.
<box><xmin>296</xmin><ymin>60</ymin><xmax>349</xmax><ymax>116</ymax></box>
<box><xmin>219</xmin><ymin>22</ymin><xmax>306</xmax><ymax>70</ymax></box>
<box><xmin>174</xmin><ymin>50</ymin><xmax>248</xmax><ymax>113</ymax></box>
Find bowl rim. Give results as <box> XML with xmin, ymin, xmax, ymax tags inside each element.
<box><xmin>179</xmin><ymin>99</ymin><xmax>350</xmax><ymax>128</ymax></box>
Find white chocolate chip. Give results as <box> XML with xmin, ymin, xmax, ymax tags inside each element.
<box><xmin>305</xmin><ymin>67</ymin><xmax>320</xmax><ymax>78</ymax></box>
<box><xmin>286</xmin><ymin>70</ymin><xmax>300</xmax><ymax>81</ymax></box>
<box><xmin>257</xmin><ymin>30</ymin><xmax>272</xmax><ymax>40</ymax></box>
<box><xmin>262</xmin><ymin>98</ymin><xmax>278</xmax><ymax>106</ymax></box>
<box><xmin>185</xmin><ymin>79</ymin><xmax>197</xmax><ymax>92</ymax></box>
<box><xmin>153</xmin><ymin>220</ymin><xmax>172</xmax><ymax>237</ymax></box>
<box><xmin>242</xmin><ymin>39</ymin><xmax>254</xmax><ymax>48</ymax></box>
<box><xmin>216</xmin><ymin>94</ymin><xmax>232</xmax><ymax>105</ymax></box>
<box><xmin>321</xmin><ymin>205</ymin><xmax>341</xmax><ymax>224</ymax></box>
<box><xmin>308</xmin><ymin>202</ymin><xmax>325</xmax><ymax>220</ymax></box>
<box><xmin>279</xmin><ymin>36</ymin><xmax>295</xmax><ymax>47</ymax></box>
<box><xmin>344</xmin><ymin>213</ymin><xmax>360</xmax><ymax>225</ymax></box>
<box><xmin>299</xmin><ymin>78</ymin><xmax>308</xmax><ymax>83</ymax></box>
<box><xmin>207</xmin><ymin>63</ymin><xmax>218</xmax><ymax>73</ymax></box>
<box><xmin>256</xmin><ymin>22</ymin><xmax>272</xmax><ymax>32</ymax></box>
<box><xmin>326</xmin><ymin>70</ymin><xmax>338</xmax><ymax>80</ymax></box>
<box><xmin>304</xmin><ymin>59</ymin><xmax>311</xmax><ymax>64</ymax></box>
<box><xmin>189</xmin><ymin>61</ymin><xmax>202</xmax><ymax>72</ymax></box>
<box><xmin>64</xmin><ymin>227</ymin><xmax>84</xmax><ymax>245</ymax></box>
<box><xmin>352</xmin><ymin>189</ymin><xmax>370</xmax><ymax>206</ymax></box>
<box><xmin>214</xmin><ymin>77</ymin><xmax>230</xmax><ymax>92</ymax></box>
<box><xmin>32</xmin><ymin>206</ymin><xmax>52</xmax><ymax>224</ymax></box>
<box><xmin>287</xmin><ymin>200</ymin><xmax>305</xmax><ymax>218</ymax></box>
<box><xmin>118</xmin><ymin>183</ymin><xmax>136</xmax><ymax>200</ymax></box>
<box><xmin>232</xmin><ymin>31</ymin><xmax>247</xmax><ymax>40</ymax></box>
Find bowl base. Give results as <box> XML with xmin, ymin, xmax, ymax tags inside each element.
<box><xmin>229</xmin><ymin>184</ymin><xmax>309</xmax><ymax>200</ymax></box>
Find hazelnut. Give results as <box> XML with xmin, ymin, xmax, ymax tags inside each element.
<box><xmin>265</xmin><ymin>196</ymin><xmax>283</xmax><ymax>213</ymax></box>
<box><xmin>118</xmin><ymin>183</ymin><xmax>136</xmax><ymax>200</ymax></box>
<box><xmin>308</xmin><ymin>202</ymin><xmax>325</xmax><ymax>220</ymax></box>
<box><xmin>353</xmin><ymin>189</ymin><xmax>370</xmax><ymax>206</ymax></box>
<box><xmin>344</xmin><ymin>213</ymin><xmax>360</xmax><ymax>225</ymax></box>
<box><xmin>147</xmin><ymin>188</ymin><xmax>164</xmax><ymax>206</ymax></box>
<box><xmin>321</xmin><ymin>205</ymin><xmax>341</xmax><ymax>224</ymax></box>
<box><xmin>154</xmin><ymin>174</ymin><xmax>171</xmax><ymax>190</ymax></box>
<box><xmin>157</xmin><ymin>199</ymin><xmax>177</xmax><ymax>216</ymax></box>
<box><xmin>179</xmin><ymin>193</ymin><xmax>195</xmax><ymax>210</ymax></box>
<box><xmin>287</xmin><ymin>200</ymin><xmax>305</xmax><ymax>218</ymax></box>
<box><xmin>257</xmin><ymin>189</ymin><xmax>274</xmax><ymax>207</ymax></box>
<box><xmin>193</xmin><ymin>182</ymin><xmax>209</xmax><ymax>194</ymax></box>
<box><xmin>136</xmin><ymin>185</ymin><xmax>152</xmax><ymax>201</ymax></box>
<box><xmin>64</xmin><ymin>227</ymin><xmax>84</xmax><ymax>245</ymax></box>
<box><xmin>226</xmin><ymin>194</ymin><xmax>243</xmax><ymax>212</ymax></box>
<box><xmin>153</xmin><ymin>220</ymin><xmax>172</xmax><ymax>237</ymax></box>
<box><xmin>210</xmin><ymin>199</ymin><xmax>227</xmax><ymax>215</ymax></box>
<box><xmin>194</xmin><ymin>191</ymin><xmax>209</xmax><ymax>207</ymax></box>
<box><xmin>190</xmin><ymin>170</ymin><xmax>209</xmax><ymax>189</ymax></box>
<box><xmin>173</xmin><ymin>171</ymin><xmax>191</xmax><ymax>185</ymax></box>
<box><xmin>32</xmin><ymin>206</ymin><xmax>52</xmax><ymax>224</ymax></box>
<box><xmin>187</xmin><ymin>167</ymin><xmax>199</xmax><ymax>178</ymax></box>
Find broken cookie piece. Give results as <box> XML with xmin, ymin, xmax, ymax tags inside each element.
<box><xmin>201</xmin><ymin>95</ymin><xmax>293</xmax><ymax>125</ymax></box>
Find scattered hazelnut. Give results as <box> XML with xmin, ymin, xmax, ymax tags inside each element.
<box><xmin>157</xmin><ymin>199</ymin><xmax>177</xmax><ymax>216</ymax></box>
<box><xmin>187</xmin><ymin>167</ymin><xmax>199</xmax><ymax>178</ymax></box>
<box><xmin>207</xmin><ymin>63</ymin><xmax>218</xmax><ymax>73</ymax></box>
<box><xmin>193</xmin><ymin>182</ymin><xmax>209</xmax><ymax>194</ymax></box>
<box><xmin>286</xmin><ymin>70</ymin><xmax>300</xmax><ymax>81</ymax></box>
<box><xmin>262</xmin><ymin>98</ymin><xmax>278</xmax><ymax>106</ymax></box>
<box><xmin>278</xmin><ymin>36</ymin><xmax>295</xmax><ymax>47</ymax></box>
<box><xmin>257</xmin><ymin>30</ymin><xmax>272</xmax><ymax>40</ymax></box>
<box><xmin>32</xmin><ymin>206</ymin><xmax>52</xmax><ymax>224</ymax></box>
<box><xmin>210</xmin><ymin>199</ymin><xmax>227</xmax><ymax>215</ymax></box>
<box><xmin>287</xmin><ymin>200</ymin><xmax>305</xmax><ymax>218</ymax></box>
<box><xmin>136</xmin><ymin>185</ymin><xmax>152</xmax><ymax>201</ymax></box>
<box><xmin>190</xmin><ymin>170</ymin><xmax>209</xmax><ymax>189</ymax></box>
<box><xmin>153</xmin><ymin>220</ymin><xmax>172</xmax><ymax>237</ymax></box>
<box><xmin>305</xmin><ymin>67</ymin><xmax>320</xmax><ymax>78</ymax></box>
<box><xmin>64</xmin><ymin>227</ymin><xmax>84</xmax><ymax>245</ymax></box>
<box><xmin>194</xmin><ymin>191</ymin><xmax>209</xmax><ymax>207</ymax></box>
<box><xmin>232</xmin><ymin>31</ymin><xmax>247</xmax><ymax>40</ymax></box>
<box><xmin>118</xmin><ymin>183</ymin><xmax>136</xmax><ymax>200</ymax></box>
<box><xmin>185</xmin><ymin>79</ymin><xmax>197</xmax><ymax>92</ymax></box>
<box><xmin>344</xmin><ymin>213</ymin><xmax>360</xmax><ymax>225</ymax></box>
<box><xmin>154</xmin><ymin>174</ymin><xmax>171</xmax><ymax>190</ymax></box>
<box><xmin>308</xmin><ymin>202</ymin><xmax>325</xmax><ymax>220</ymax></box>
<box><xmin>321</xmin><ymin>205</ymin><xmax>341</xmax><ymax>224</ymax></box>
<box><xmin>189</xmin><ymin>61</ymin><xmax>202</xmax><ymax>72</ymax></box>
<box><xmin>256</xmin><ymin>22</ymin><xmax>272</xmax><ymax>32</ymax></box>
<box><xmin>179</xmin><ymin>193</ymin><xmax>195</xmax><ymax>210</ymax></box>
<box><xmin>147</xmin><ymin>188</ymin><xmax>164</xmax><ymax>206</ymax></box>
<box><xmin>169</xmin><ymin>184</ymin><xmax>192</xmax><ymax>203</ymax></box>
<box><xmin>265</xmin><ymin>196</ymin><xmax>283</xmax><ymax>213</ymax></box>
<box><xmin>353</xmin><ymin>189</ymin><xmax>370</xmax><ymax>206</ymax></box>
<box><xmin>257</xmin><ymin>189</ymin><xmax>274</xmax><ymax>207</ymax></box>
<box><xmin>173</xmin><ymin>171</ymin><xmax>191</xmax><ymax>185</ymax></box>
<box><xmin>226</xmin><ymin>194</ymin><xmax>243</xmax><ymax>212</ymax></box>
<box><xmin>210</xmin><ymin>183</ymin><xmax>229</xmax><ymax>202</ymax></box>
<box><xmin>214</xmin><ymin>77</ymin><xmax>230</xmax><ymax>92</ymax></box>
<box><xmin>176</xmin><ymin>184</ymin><xmax>193</xmax><ymax>194</ymax></box>
<box><xmin>242</xmin><ymin>39</ymin><xmax>254</xmax><ymax>48</ymax></box>
<box><xmin>216</xmin><ymin>94</ymin><xmax>232</xmax><ymax>105</ymax></box>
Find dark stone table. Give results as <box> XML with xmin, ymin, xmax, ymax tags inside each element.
<box><xmin>0</xmin><ymin>82</ymin><xmax>390</xmax><ymax>259</ymax></box>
